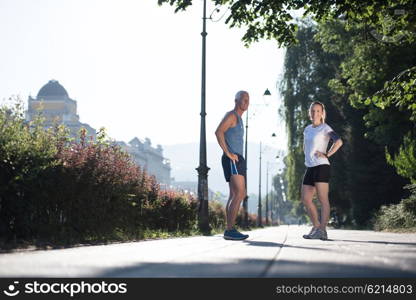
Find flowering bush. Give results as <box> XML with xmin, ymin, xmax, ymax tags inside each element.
<box><xmin>0</xmin><ymin>98</ymin><xmax>63</xmax><ymax>239</ymax></box>
<box><xmin>0</xmin><ymin>99</ymin><xmax>201</xmax><ymax>245</ymax></box>
<box><xmin>235</xmin><ymin>207</ymin><xmax>258</xmax><ymax>228</ymax></box>
<box><xmin>208</xmin><ymin>200</ymin><xmax>226</xmax><ymax>230</ymax></box>
<box><xmin>142</xmin><ymin>190</ymin><xmax>198</xmax><ymax>232</ymax></box>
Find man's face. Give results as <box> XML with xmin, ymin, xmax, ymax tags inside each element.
<box><xmin>237</xmin><ymin>93</ymin><xmax>250</xmax><ymax>111</ymax></box>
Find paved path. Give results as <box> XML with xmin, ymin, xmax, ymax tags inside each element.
<box><xmin>0</xmin><ymin>226</ymin><xmax>415</xmax><ymax>277</ymax></box>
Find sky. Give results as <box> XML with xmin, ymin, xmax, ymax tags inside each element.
<box><xmin>0</xmin><ymin>0</ymin><xmax>287</xmax><ymax>151</ymax></box>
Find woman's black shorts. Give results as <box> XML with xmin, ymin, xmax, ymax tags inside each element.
<box><xmin>302</xmin><ymin>164</ymin><xmax>330</xmax><ymax>186</ymax></box>
<box><xmin>221</xmin><ymin>153</ymin><xmax>246</xmax><ymax>182</ymax></box>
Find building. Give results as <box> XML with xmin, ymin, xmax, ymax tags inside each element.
<box><xmin>26</xmin><ymin>79</ymin><xmax>171</xmax><ymax>185</ymax></box>
<box><xmin>115</xmin><ymin>138</ymin><xmax>171</xmax><ymax>185</ymax></box>
<box><xmin>26</xmin><ymin>79</ymin><xmax>96</xmax><ymax>140</ymax></box>
<box><xmin>170</xmin><ymin>181</ymin><xmax>215</xmax><ymax>200</ymax></box>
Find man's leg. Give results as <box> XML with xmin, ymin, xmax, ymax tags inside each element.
<box><xmin>226</xmin><ymin>174</ymin><xmax>246</xmax><ymax>230</ymax></box>
<box><xmin>225</xmin><ymin>185</ymin><xmax>234</xmax><ymax>230</ymax></box>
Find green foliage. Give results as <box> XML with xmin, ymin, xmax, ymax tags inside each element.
<box><xmin>271</xmin><ymin>174</ymin><xmax>294</xmax><ymax>224</ymax></box>
<box><xmin>280</xmin><ymin>21</ymin><xmax>351</xmax><ymax>222</ymax></box>
<box><xmin>316</xmin><ymin>18</ymin><xmax>416</xmax><ymax>183</ymax></box>
<box><xmin>208</xmin><ymin>199</ymin><xmax>258</xmax><ymax>230</ymax></box>
<box><xmin>158</xmin><ymin>0</ymin><xmax>416</xmax><ymax>228</ymax></box>
<box><xmin>369</xmin><ymin>66</ymin><xmax>416</xmax><ymax>121</ymax></box>
<box><xmin>0</xmin><ymin>97</ymin><xmax>68</xmax><ymax>238</ymax></box>
<box><xmin>208</xmin><ymin>200</ymin><xmax>226</xmax><ymax>230</ymax></box>
<box><xmin>159</xmin><ymin>0</ymin><xmax>299</xmax><ymax>46</ymax></box>
<box><xmin>386</xmin><ymin>134</ymin><xmax>416</xmax><ymax>183</ymax></box>
<box><xmin>279</xmin><ymin>22</ymin><xmax>317</xmax><ymax>215</ymax></box>
<box><xmin>235</xmin><ymin>207</ymin><xmax>257</xmax><ymax>228</ymax></box>
<box><xmin>160</xmin><ymin>0</ymin><xmax>416</xmax><ymax>225</ymax></box>
<box><xmin>158</xmin><ymin>0</ymin><xmax>416</xmax><ymax>46</ymax></box>
<box><xmin>374</xmin><ymin>184</ymin><xmax>416</xmax><ymax>231</ymax></box>
<box><xmin>142</xmin><ymin>191</ymin><xmax>198</xmax><ymax>233</ymax></box>
<box><xmin>281</xmin><ymin>20</ymin><xmax>410</xmax><ymax>227</ymax></box>
<box><xmin>0</xmin><ymin>99</ymin><xmax>206</xmax><ymax>246</ymax></box>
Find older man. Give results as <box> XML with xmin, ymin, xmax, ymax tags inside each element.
<box><xmin>215</xmin><ymin>91</ymin><xmax>250</xmax><ymax>240</ymax></box>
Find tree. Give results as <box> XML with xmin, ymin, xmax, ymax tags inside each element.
<box><xmin>279</xmin><ymin>20</ymin><xmax>350</xmax><ymax>220</ymax></box>
<box><xmin>158</xmin><ymin>0</ymin><xmax>416</xmax><ymax>46</ymax></box>
<box><xmin>316</xmin><ymin>19</ymin><xmax>416</xmax><ymax>184</ymax></box>
<box><xmin>280</xmin><ymin>20</ymin><xmax>409</xmax><ymax>226</ymax></box>
<box><xmin>271</xmin><ymin>173</ymin><xmax>294</xmax><ymax>224</ymax></box>
<box><xmin>158</xmin><ymin>0</ymin><xmax>415</xmax><ymax>225</ymax></box>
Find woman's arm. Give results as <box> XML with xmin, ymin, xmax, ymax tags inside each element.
<box><xmin>316</xmin><ymin>131</ymin><xmax>343</xmax><ymax>159</ymax></box>
<box><xmin>326</xmin><ymin>138</ymin><xmax>343</xmax><ymax>158</ymax></box>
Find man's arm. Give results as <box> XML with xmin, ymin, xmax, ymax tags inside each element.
<box><xmin>215</xmin><ymin>112</ymin><xmax>239</xmax><ymax>162</ymax></box>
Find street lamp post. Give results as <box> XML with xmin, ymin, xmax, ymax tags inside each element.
<box><xmin>243</xmin><ymin>89</ymin><xmax>272</xmax><ymax>228</ymax></box>
<box><xmin>257</xmin><ymin>142</ymin><xmax>262</xmax><ymax>227</ymax></box>
<box><xmin>196</xmin><ymin>0</ymin><xmax>210</xmax><ymax>233</ymax></box>
<box><xmin>266</xmin><ymin>162</ymin><xmax>269</xmax><ymax>226</ymax></box>
<box><xmin>269</xmin><ymin>161</ymin><xmax>279</xmax><ymax>225</ymax></box>
<box><xmin>243</xmin><ymin>110</ymin><xmax>249</xmax><ymax>228</ymax></box>
<box><xmin>271</xmin><ymin>190</ymin><xmax>275</xmax><ymax>225</ymax></box>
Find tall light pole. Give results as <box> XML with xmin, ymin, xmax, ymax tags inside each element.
<box><xmin>243</xmin><ymin>89</ymin><xmax>272</xmax><ymax>228</ymax></box>
<box><xmin>266</xmin><ymin>162</ymin><xmax>269</xmax><ymax>226</ymax></box>
<box><xmin>269</xmin><ymin>134</ymin><xmax>278</xmax><ymax>226</ymax></box>
<box><xmin>260</xmin><ymin>137</ymin><xmax>279</xmax><ymax>227</ymax></box>
<box><xmin>196</xmin><ymin>0</ymin><xmax>210</xmax><ymax>233</ymax></box>
<box><xmin>243</xmin><ymin>109</ymin><xmax>249</xmax><ymax>228</ymax></box>
<box><xmin>257</xmin><ymin>142</ymin><xmax>262</xmax><ymax>227</ymax></box>
<box><xmin>267</xmin><ymin>159</ymin><xmax>279</xmax><ymax>225</ymax></box>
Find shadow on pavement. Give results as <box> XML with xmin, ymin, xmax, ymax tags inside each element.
<box><xmin>97</xmin><ymin>258</ymin><xmax>416</xmax><ymax>278</ymax></box>
<box><xmin>332</xmin><ymin>239</ymin><xmax>416</xmax><ymax>247</ymax></box>
<box><xmin>242</xmin><ymin>240</ymin><xmax>331</xmax><ymax>252</ymax></box>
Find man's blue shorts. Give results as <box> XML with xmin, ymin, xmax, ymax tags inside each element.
<box><xmin>221</xmin><ymin>153</ymin><xmax>247</xmax><ymax>182</ymax></box>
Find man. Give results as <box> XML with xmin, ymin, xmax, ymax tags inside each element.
<box><xmin>215</xmin><ymin>90</ymin><xmax>249</xmax><ymax>240</ymax></box>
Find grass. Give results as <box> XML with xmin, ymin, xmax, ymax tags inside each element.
<box><xmin>0</xmin><ymin>223</ymin><xmax>269</xmax><ymax>253</ymax></box>
<box><xmin>0</xmin><ymin>226</ymin><xmax>228</xmax><ymax>253</ymax></box>
<box><xmin>378</xmin><ymin>227</ymin><xmax>416</xmax><ymax>233</ymax></box>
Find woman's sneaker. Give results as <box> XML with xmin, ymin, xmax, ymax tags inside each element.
<box><xmin>302</xmin><ymin>227</ymin><xmax>318</xmax><ymax>239</ymax></box>
<box><xmin>320</xmin><ymin>229</ymin><xmax>328</xmax><ymax>240</ymax></box>
<box><xmin>303</xmin><ymin>227</ymin><xmax>328</xmax><ymax>240</ymax></box>
<box><xmin>223</xmin><ymin>228</ymin><xmax>249</xmax><ymax>240</ymax></box>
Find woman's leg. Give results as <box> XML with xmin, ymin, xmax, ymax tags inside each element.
<box><xmin>315</xmin><ymin>182</ymin><xmax>330</xmax><ymax>231</ymax></box>
<box><xmin>301</xmin><ymin>184</ymin><xmax>320</xmax><ymax>228</ymax></box>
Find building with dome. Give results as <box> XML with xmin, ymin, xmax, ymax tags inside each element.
<box><xmin>26</xmin><ymin>79</ymin><xmax>97</xmax><ymax>140</ymax></box>
<box><xmin>26</xmin><ymin>80</ymin><xmax>171</xmax><ymax>185</ymax></box>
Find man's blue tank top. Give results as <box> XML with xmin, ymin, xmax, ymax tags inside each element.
<box><xmin>224</xmin><ymin>111</ymin><xmax>244</xmax><ymax>156</ymax></box>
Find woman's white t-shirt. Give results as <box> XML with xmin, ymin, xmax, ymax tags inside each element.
<box><xmin>303</xmin><ymin>123</ymin><xmax>336</xmax><ymax>167</ymax></box>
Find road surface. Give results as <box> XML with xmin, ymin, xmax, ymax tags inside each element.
<box><xmin>0</xmin><ymin>225</ymin><xmax>415</xmax><ymax>277</ymax></box>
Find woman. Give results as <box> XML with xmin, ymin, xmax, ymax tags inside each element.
<box><xmin>301</xmin><ymin>101</ymin><xmax>343</xmax><ymax>240</ymax></box>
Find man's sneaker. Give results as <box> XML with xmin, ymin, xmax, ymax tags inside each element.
<box><xmin>230</xmin><ymin>228</ymin><xmax>249</xmax><ymax>239</ymax></box>
<box><xmin>223</xmin><ymin>228</ymin><xmax>249</xmax><ymax>240</ymax></box>
<box><xmin>302</xmin><ymin>227</ymin><xmax>318</xmax><ymax>239</ymax></box>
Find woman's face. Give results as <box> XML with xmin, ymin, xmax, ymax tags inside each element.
<box><xmin>310</xmin><ymin>104</ymin><xmax>323</xmax><ymax>123</ymax></box>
